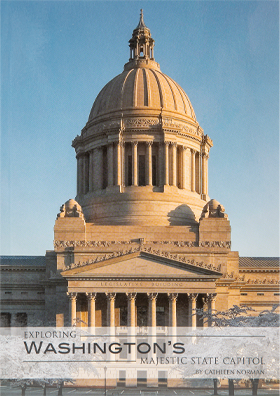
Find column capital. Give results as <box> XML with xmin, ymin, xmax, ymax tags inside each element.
<box><xmin>67</xmin><ymin>292</ymin><xmax>77</xmax><ymax>301</ymax></box>
<box><xmin>106</xmin><ymin>292</ymin><xmax>116</xmax><ymax>301</ymax></box>
<box><xmin>207</xmin><ymin>293</ymin><xmax>217</xmax><ymax>302</ymax></box>
<box><xmin>190</xmin><ymin>148</ymin><xmax>196</xmax><ymax>155</ymax></box>
<box><xmin>188</xmin><ymin>293</ymin><xmax>198</xmax><ymax>301</ymax></box>
<box><xmin>170</xmin><ymin>142</ymin><xmax>177</xmax><ymax>147</ymax></box>
<box><xmin>182</xmin><ymin>145</ymin><xmax>188</xmax><ymax>151</ymax></box>
<box><xmin>131</xmin><ymin>141</ymin><xmax>138</xmax><ymax>146</ymax></box>
<box><xmin>164</xmin><ymin>141</ymin><xmax>170</xmax><ymax>146</ymax></box>
<box><xmin>202</xmin><ymin>296</ymin><xmax>209</xmax><ymax>306</ymax></box>
<box><xmin>126</xmin><ymin>292</ymin><xmax>137</xmax><ymax>301</ymax></box>
<box><xmin>168</xmin><ymin>293</ymin><xmax>178</xmax><ymax>301</ymax></box>
<box><xmin>86</xmin><ymin>292</ymin><xmax>97</xmax><ymax>301</ymax></box>
<box><xmin>147</xmin><ymin>292</ymin><xmax>158</xmax><ymax>301</ymax></box>
<box><xmin>146</xmin><ymin>141</ymin><xmax>153</xmax><ymax>147</ymax></box>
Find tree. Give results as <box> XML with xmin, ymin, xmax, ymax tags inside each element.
<box><xmin>196</xmin><ymin>304</ymin><xmax>280</xmax><ymax>396</ymax></box>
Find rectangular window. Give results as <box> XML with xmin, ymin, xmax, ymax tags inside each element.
<box><xmin>16</xmin><ymin>313</ymin><xmax>27</xmax><ymax>327</ymax></box>
<box><xmin>257</xmin><ymin>293</ymin><xmax>264</xmax><ymax>296</ymax></box>
<box><xmin>241</xmin><ymin>293</ymin><xmax>247</xmax><ymax>296</ymax></box>
<box><xmin>0</xmin><ymin>313</ymin><xmax>11</xmax><ymax>327</ymax></box>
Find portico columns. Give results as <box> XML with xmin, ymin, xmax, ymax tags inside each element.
<box><xmin>86</xmin><ymin>292</ymin><xmax>97</xmax><ymax>328</ymax></box>
<box><xmin>209</xmin><ymin>293</ymin><xmax>217</xmax><ymax>326</ymax></box>
<box><xmin>67</xmin><ymin>292</ymin><xmax>77</xmax><ymax>326</ymax></box>
<box><xmin>126</xmin><ymin>293</ymin><xmax>137</xmax><ymax>327</ymax></box>
<box><xmin>202</xmin><ymin>296</ymin><xmax>209</xmax><ymax>328</ymax></box>
<box><xmin>147</xmin><ymin>293</ymin><xmax>158</xmax><ymax>327</ymax></box>
<box><xmin>168</xmin><ymin>293</ymin><xmax>178</xmax><ymax>327</ymax></box>
<box><xmin>189</xmin><ymin>293</ymin><xmax>198</xmax><ymax>328</ymax></box>
<box><xmin>145</xmin><ymin>142</ymin><xmax>153</xmax><ymax>186</ymax></box>
<box><xmin>106</xmin><ymin>293</ymin><xmax>116</xmax><ymax>327</ymax></box>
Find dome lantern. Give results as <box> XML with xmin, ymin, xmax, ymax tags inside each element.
<box><xmin>127</xmin><ymin>9</ymin><xmax>155</xmax><ymax>68</ymax></box>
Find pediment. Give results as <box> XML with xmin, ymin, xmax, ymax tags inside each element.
<box><xmin>61</xmin><ymin>249</ymin><xmax>221</xmax><ymax>279</ymax></box>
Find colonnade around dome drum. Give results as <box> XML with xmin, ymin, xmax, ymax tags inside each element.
<box><xmin>76</xmin><ymin>139</ymin><xmax>209</xmax><ymax>197</ymax></box>
<box><xmin>67</xmin><ymin>291</ymin><xmax>216</xmax><ymax>328</ymax></box>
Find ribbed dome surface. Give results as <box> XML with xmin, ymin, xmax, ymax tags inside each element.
<box><xmin>88</xmin><ymin>67</ymin><xmax>196</xmax><ymax>122</ymax></box>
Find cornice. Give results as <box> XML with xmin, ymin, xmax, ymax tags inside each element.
<box><xmin>0</xmin><ymin>266</ymin><xmax>45</xmax><ymax>272</ymax></box>
<box><xmin>0</xmin><ymin>300</ymin><xmax>45</xmax><ymax>306</ymax></box>
<box><xmin>54</xmin><ymin>240</ymin><xmax>231</xmax><ymax>249</ymax></box>
<box><xmin>66</xmin><ymin>276</ymin><xmax>218</xmax><ymax>283</ymax></box>
<box><xmin>239</xmin><ymin>269</ymin><xmax>279</xmax><ymax>273</ymax></box>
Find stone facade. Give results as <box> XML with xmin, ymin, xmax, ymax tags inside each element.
<box><xmin>0</xmin><ymin>10</ymin><xmax>279</xmax><ymax>388</ymax></box>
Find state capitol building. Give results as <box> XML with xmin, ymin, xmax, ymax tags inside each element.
<box><xmin>1</xmin><ymin>11</ymin><xmax>279</xmax><ymax>385</ymax></box>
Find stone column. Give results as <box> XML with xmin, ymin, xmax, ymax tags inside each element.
<box><xmin>116</xmin><ymin>141</ymin><xmax>122</xmax><ymax>186</ymax></box>
<box><xmin>147</xmin><ymin>293</ymin><xmax>158</xmax><ymax>327</ymax></box>
<box><xmin>202</xmin><ymin>295</ymin><xmax>209</xmax><ymax>328</ymax></box>
<box><xmin>93</xmin><ymin>147</ymin><xmax>102</xmax><ymax>191</ymax></box>
<box><xmin>132</xmin><ymin>142</ymin><xmax>138</xmax><ymax>186</ymax></box>
<box><xmin>83</xmin><ymin>154</ymin><xmax>89</xmax><ymax>194</ymax></box>
<box><xmin>197</xmin><ymin>153</ymin><xmax>202</xmax><ymax>194</ymax></box>
<box><xmin>121</xmin><ymin>141</ymin><xmax>125</xmax><ymax>187</ymax></box>
<box><xmin>158</xmin><ymin>143</ymin><xmax>164</xmax><ymax>187</ymax></box>
<box><xmin>67</xmin><ymin>292</ymin><xmax>77</xmax><ymax>326</ymax></box>
<box><xmin>88</xmin><ymin>151</ymin><xmax>94</xmax><ymax>192</ymax></box>
<box><xmin>191</xmin><ymin>149</ymin><xmax>196</xmax><ymax>192</ymax></box>
<box><xmin>86</xmin><ymin>292</ymin><xmax>97</xmax><ymax>328</ymax></box>
<box><xmin>188</xmin><ymin>293</ymin><xmax>198</xmax><ymax>329</ymax></box>
<box><xmin>145</xmin><ymin>141</ymin><xmax>153</xmax><ymax>186</ymax></box>
<box><xmin>168</xmin><ymin>293</ymin><xmax>178</xmax><ymax>327</ymax></box>
<box><xmin>126</xmin><ymin>293</ymin><xmax>137</xmax><ymax>327</ymax></box>
<box><xmin>107</xmin><ymin>144</ymin><xmax>114</xmax><ymax>187</ymax></box>
<box><xmin>106</xmin><ymin>293</ymin><xmax>116</xmax><ymax>327</ymax></box>
<box><xmin>164</xmin><ymin>142</ymin><xmax>169</xmax><ymax>185</ymax></box>
<box><xmin>209</xmin><ymin>293</ymin><xmax>217</xmax><ymax>327</ymax></box>
<box><xmin>182</xmin><ymin>146</ymin><xmax>187</xmax><ymax>189</ymax></box>
<box><xmin>171</xmin><ymin>142</ymin><xmax>177</xmax><ymax>186</ymax></box>
<box><xmin>202</xmin><ymin>153</ymin><xmax>208</xmax><ymax>196</ymax></box>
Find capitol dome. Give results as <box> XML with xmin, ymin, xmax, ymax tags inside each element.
<box><xmin>88</xmin><ymin>63</ymin><xmax>196</xmax><ymax>122</ymax></box>
<box><xmin>72</xmin><ymin>10</ymin><xmax>213</xmax><ymax>226</ymax></box>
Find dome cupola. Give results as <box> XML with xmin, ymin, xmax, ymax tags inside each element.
<box><xmin>72</xmin><ymin>11</ymin><xmax>213</xmax><ymax>226</ymax></box>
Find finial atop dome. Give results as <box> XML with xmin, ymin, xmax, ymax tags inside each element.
<box><xmin>136</xmin><ymin>9</ymin><xmax>146</xmax><ymax>29</ymax></box>
<box><xmin>128</xmin><ymin>10</ymin><xmax>155</xmax><ymax>64</ymax></box>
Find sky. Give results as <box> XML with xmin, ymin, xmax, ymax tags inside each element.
<box><xmin>1</xmin><ymin>0</ymin><xmax>279</xmax><ymax>257</ymax></box>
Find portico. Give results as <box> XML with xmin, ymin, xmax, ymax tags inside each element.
<box><xmin>62</xmin><ymin>250</ymin><xmax>219</xmax><ymax>328</ymax></box>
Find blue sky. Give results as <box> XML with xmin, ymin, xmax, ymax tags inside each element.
<box><xmin>1</xmin><ymin>1</ymin><xmax>279</xmax><ymax>257</ymax></box>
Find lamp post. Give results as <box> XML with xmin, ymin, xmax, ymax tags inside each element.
<box><xmin>104</xmin><ymin>366</ymin><xmax>107</xmax><ymax>396</ymax></box>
